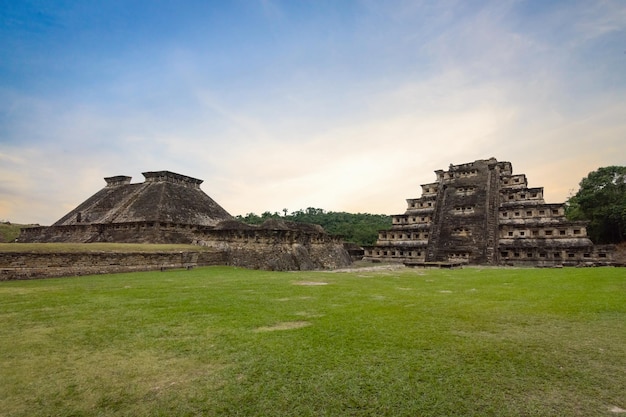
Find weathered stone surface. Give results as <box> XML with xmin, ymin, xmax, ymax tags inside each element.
<box><xmin>16</xmin><ymin>171</ymin><xmax>352</xmax><ymax>274</ymax></box>
<box><xmin>52</xmin><ymin>171</ymin><xmax>233</xmax><ymax>227</ymax></box>
<box><xmin>364</xmin><ymin>158</ymin><xmax>616</xmax><ymax>266</ymax></box>
<box><xmin>196</xmin><ymin>221</ymin><xmax>351</xmax><ymax>271</ymax></box>
<box><xmin>0</xmin><ymin>250</ymin><xmax>226</xmax><ymax>280</ymax></box>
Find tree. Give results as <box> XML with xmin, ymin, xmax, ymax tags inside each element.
<box><xmin>237</xmin><ymin>208</ymin><xmax>392</xmax><ymax>246</ymax></box>
<box><xmin>566</xmin><ymin>166</ymin><xmax>626</xmax><ymax>243</ymax></box>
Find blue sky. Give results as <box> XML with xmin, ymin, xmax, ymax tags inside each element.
<box><xmin>1</xmin><ymin>0</ymin><xmax>625</xmax><ymax>225</ymax></box>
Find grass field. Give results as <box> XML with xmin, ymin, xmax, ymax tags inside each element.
<box><xmin>0</xmin><ymin>223</ymin><xmax>26</xmax><ymax>243</ymax></box>
<box><xmin>1</xmin><ymin>266</ymin><xmax>624</xmax><ymax>416</ymax></box>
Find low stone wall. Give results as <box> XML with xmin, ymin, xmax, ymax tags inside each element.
<box><xmin>0</xmin><ymin>250</ymin><xmax>226</xmax><ymax>281</ymax></box>
<box><xmin>195</xmin><ymin>228</ymin><xmax>352</xmax><ymax>271</ymax></box>
<box><xmin>14</xmin><ymin>220</ymin><xmax>353</xmax><ymax>276</ymax></box>
<box><xmin>216</xmin><ymin>242</ymin><xmax>352</xmax><ymax>271</ymax></box>
<box><xmin>18</xmin><ymin>223</ymin><xmax>199</xmax><ymax>244</ymax></box>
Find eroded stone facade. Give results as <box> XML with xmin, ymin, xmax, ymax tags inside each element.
<box><xmin>0</xmin><ymin>250</ymin><xmax>225</xmax><ymax>280</ymax></box>
<box><xmin>364</xmin><ymin>158</ymin><xmax>614</xmax><ymax>266</ymax></box>
<box><xmin>18</xmin><ymin>171</ymin><xmax>351</xmax><ymax>272</ymax></box>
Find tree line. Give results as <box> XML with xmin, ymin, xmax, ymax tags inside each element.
<box><xmin>236</xmin><ymin>208</ymin><xmax>391</xmax><ymax>246</ymax></box>
<box><xmin>235</xmin><ymin>166</ymin><xmax>625</xmax><ymax>247</ymax></box>
<box><xmin>566</xmin><ymin>166</ymin><xmax>626</xmax><ymax>244</ymax></box>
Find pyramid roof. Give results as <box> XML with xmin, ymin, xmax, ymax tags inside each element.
<box><xmin>53</xmin><ymin>171</ymin><xmax>232</xmax><ymax>227</ymax></box>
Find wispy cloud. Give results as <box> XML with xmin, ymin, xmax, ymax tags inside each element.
<box><xmin>0</xmin><ymin>0</ymin><xmax>624</xmax><ymax>224</ymax></box>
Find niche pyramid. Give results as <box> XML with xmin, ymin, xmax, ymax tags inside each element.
<box><xmin>364</xmin><ymin>158</ymin><xmax>615</xmax><ymax>266</ymax></box>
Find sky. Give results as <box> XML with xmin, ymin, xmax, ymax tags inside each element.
<box><xmin>1</xmin><ymin>0</ymin><xmax>625</xmax><ymax>225</ymax></box>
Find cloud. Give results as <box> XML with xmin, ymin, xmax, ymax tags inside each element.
<box><xmin>209</xmin><ymin>73</ymin><xmax>514</xmax><ymax>215</ymax></box>
<box><xmin>562</xmin><ymin>1</ymin><xmax>626</xmax><ymax>44</ymax></box>
<box><xmin>1</xmin><ymin>0</ymin><xmax>625</xmax><ymax>225</ymax></box>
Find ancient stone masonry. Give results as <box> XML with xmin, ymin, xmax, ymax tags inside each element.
<box><xmin>363</xmin><ymin>158</ymin><xmax>615</xmax><ymax>266</ymax></box>
<box><xmin>18</xmin><ymin>171</ymin><xmax>351</xmax><ymax>272</ymax></box>
<box><xmin>0</xmin><ymin>250</ymin><xmax>226</xmax><ymax>281</ymax></box>
<box><xmin>196</xmin><ymin>219</ymin><xmax>351</xmax><ymax>271</ymax></box>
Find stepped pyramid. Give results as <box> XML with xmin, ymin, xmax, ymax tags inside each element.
<box><xmin>364</xmin><ymin>158</ymin><xmax>614</xmax><ymax>266</ymax></box>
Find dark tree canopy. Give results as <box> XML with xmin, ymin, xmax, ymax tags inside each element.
<box><xmin>236</xmin><ymin>208</ymin><xmax>391</xmax><ymax>246</ymax></box>
<box><xmin>566</xmin><ymin>166</ymin><xmax>626</xmax><ymax>244</ymax></box>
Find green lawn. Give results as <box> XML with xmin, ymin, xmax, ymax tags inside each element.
<box><xmin>0</xmin><ymin>223</ymin><xmax>26</xmax><ymax>243</ymax></box>
<box><xmin>1</xmin><ymin>266</ymin><xmax>624</xmax><ymax>416</ymax></box>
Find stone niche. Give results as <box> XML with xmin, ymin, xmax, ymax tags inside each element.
<box><xmin>364</xmin><ymin>158</ymin><xmax>615</xmax><ymax>267</ymax></box>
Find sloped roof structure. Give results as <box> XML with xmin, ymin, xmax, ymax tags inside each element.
<box><xmin>17</xmin><ymin>170</ymin><xmax>353</xmax><ymax>271</ymax></box>
<box><xmin>53</xmin><ymin>171</ymin><xmax>233</xmax><ymax>227</ymax></box>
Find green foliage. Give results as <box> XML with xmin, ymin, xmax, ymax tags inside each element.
<box><xmin>566</xmin><ymin>166</ymin><xmax>626</xmax><ymax>243</ymax></box>
<box><xmin>236</xmin><ymin>208</ymin><xmax>392</xmax><ymax>246</ymax></box>
<box><xmin>1</xmin><ymin>267</ymin><xmax>625</xmax><ymax>416</ymax></box>
<box><xmin>0</xmin><ymin>222</ymin><xmax>29</xmax><ymax>243</ymax></box>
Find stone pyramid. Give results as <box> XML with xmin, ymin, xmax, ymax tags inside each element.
<box><xmin>53</xmin><ymin>171</ymin><xmax>232</xmax><ymax>227</ymax></box>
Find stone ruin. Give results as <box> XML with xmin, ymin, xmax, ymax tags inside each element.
<box><xmin>364</xmin><ymin>158</ymin><xmax>615</xmax><ymax>267</ymax></box>
<box><xmin>18</xmin><ymin>171</ymin><xmax>351</xmax><ymax>271</ymax></box>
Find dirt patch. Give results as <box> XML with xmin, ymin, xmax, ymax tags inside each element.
<box><xmin>276</xmin><ymin>296</ymin><xmax>313</xmax><ymax>301</ymax></box>
<box><xmin>329</xmin><ymin>263</ymin><xmax>406</xmax><ymax>273</ymax></box>
<box><xmin>293</xmin><ymin>281</ymin><xmax>328</xmax><ymax>286</ymax></box>
<box><xmin>294</xmin><ymin>311</ymin><xmax>324</xmax><ymax>318</ymax></box>
<box><xmin>254</xmin><ymin>321</ymin><xmax>311</xmax><ymax>332</ymax></box>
